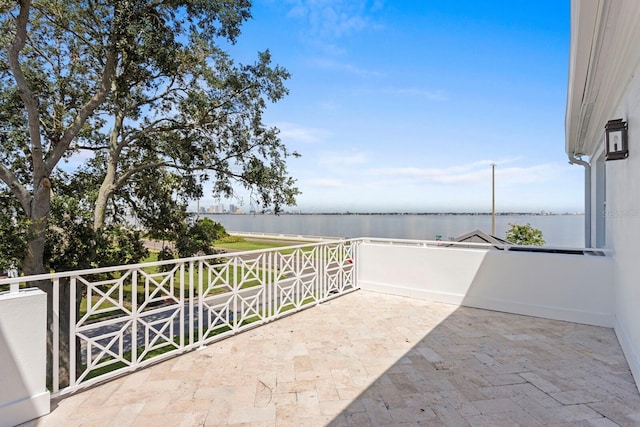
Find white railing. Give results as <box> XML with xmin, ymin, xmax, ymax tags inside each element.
<box><xmin>0</xmin><ymin>239</ymin><xmax>358</xmax><ymax>396</ymax></box>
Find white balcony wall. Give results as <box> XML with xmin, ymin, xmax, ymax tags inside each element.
<box><xmin>0</xmin><ymin>288</ymin><xmax>50</xmax><ymax>427</ymax></box>
<box><xmin>358</xmin><ymin>242</ymin><xmax>614</xmax><ymax>328</ymax></box>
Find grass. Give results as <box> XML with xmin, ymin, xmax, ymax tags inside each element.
<box><xmin>82</xmin><ymin>336</ymin><xmax>183</xmax><ymax>381</ymax></box>
<box><xmin>214</xmin><ymin>239</ymin><xmax>301</xmax><ymax>254</ymax></box>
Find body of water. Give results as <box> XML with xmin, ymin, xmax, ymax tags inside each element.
<box><xmin>204</xmin><ymin>214</ymin><xmax>586</xmax><ymax>248</ymax></box>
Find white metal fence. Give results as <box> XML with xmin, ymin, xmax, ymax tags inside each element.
<box><xmin>0</xmin><ymin>239</ymin><xmax>358</xmax><ymax>396</ymax></box>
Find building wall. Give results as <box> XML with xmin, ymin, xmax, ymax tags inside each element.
<box><xmin>566</xmin><ymin>0</ymin><xmax>640</xmax><ymax>391</ymax></box>
<box><xmin>599</xmin><ymin>63</ymin><xmax>640</xmax><ymax>386</ymax></box>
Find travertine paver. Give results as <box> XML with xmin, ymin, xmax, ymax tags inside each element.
<box><xmin>24</xmin><ymin>290</ymin><xmax>640</xmax><ymax>426</ymax></box>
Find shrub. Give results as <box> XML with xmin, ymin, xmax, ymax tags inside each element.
<box><xmin>506</xmin><ymin>223</ymin><xmax>545</xmax><ymax>246</ymax></box>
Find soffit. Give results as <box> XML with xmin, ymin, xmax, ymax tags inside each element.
<box><xmin>565</xmin><ymin>0</ymin><xmax>640</xmax><ymax>158</ymax></box>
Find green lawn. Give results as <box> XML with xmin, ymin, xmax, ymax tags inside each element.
<box><xmin>214</xmin><ymin>240</ymin><xmax>298</xmax><ymax>253</ymax></box>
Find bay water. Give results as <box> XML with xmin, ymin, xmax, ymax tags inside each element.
<box><xmin>204</xmin><ymin>214</ymin><xmax>585</xmax><ymax>248</ymax></box>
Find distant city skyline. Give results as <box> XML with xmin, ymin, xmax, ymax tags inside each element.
<box><xmin>192</xmin><ymin>201</ymin><xmax>581</xmax><ymax>216</ymax></box>
<box><xmin>195</xmin><ymin>1</ymin><xmax>580</xmax><ymax>214</ymax></box>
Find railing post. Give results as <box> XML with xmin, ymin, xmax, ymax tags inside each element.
<box><xmin>184</xmin><ymin>262</ymin><xmax>190</xmax><ymax>348</ymax></box>
<box><xmin>268</xmin><ymin>252</ymin><xmax>273</xmax><ymax>318</ymax></box>
<box><xmin>354</xmin><ymin>240</ymin><xmax>360</xmax><ymax>289</ymax></box>
<box><xmin>131</xmin><ymin>270</ymin><xmax>138</xmax><ymax>365</ymax></box>
<box><xmin>198</xmin><ymin>260</ymin><xmax>203</xmax><ymax>347</ymax></box>
<box><xmin>233</xmin><ymin>256</ymin><xmax>238</xmax><ymax>331</ymax></box>
<box><xmin>261</xmin><ymin>253</ymin><xmax>267</xmax><ymax>320</ymax></box>
<box><xmin>52</xmin><ymin>278</ymin><xmax>59</xmax><ymax>393</ymax></box>
<box><xmin>319</xmin><ymin>245</ymin><xmax>326</xmax><ymax>301</ymax></box>
<box><xmin>69</xmin><ymin>277</ymin><xmax>77</xmax><ymax>387</ymax></box>
<box><xmin>315</xmin><ymin>245</ymin><xmax>321</xmax><ymax>304</ymax></box>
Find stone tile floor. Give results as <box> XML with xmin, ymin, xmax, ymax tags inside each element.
<box><xmin>26</xmin><ymin>291</ymin><xmax>640</xmax><ymax>426</ymax></box>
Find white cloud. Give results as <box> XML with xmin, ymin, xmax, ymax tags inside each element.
<box><xmin>384</xmin><ymin>88</ymin><xmax>449</xmax><ymax>101</ymax></box>
<box><xmin>318</xmin><ymin>150</ymin><xmax>369</xmax><ymax>166</ymax></box>
<box><xmin>367</xmin><ymin>160</ymin><xmax>554</xmax><ymax>186</ymax></box>
<box><xmin>310</xmin><ymin>58</ymin><xmax>382</xmax><ymax>77</ymax></box>
<box><xmin>285</xmin><ymin>0</ymin><xmax>383</xmax><ymax>39</ymax></box>
<box><xmin>307</xmin><ymin>178</ymin><xmax>345</xmax><ymax>188</ymax></box>
<box><xmin>317</xmin><ymin>100</ymin><xmax>342</xmax><ymax>111</ymax></box>
<box><xmin>274</xmin><ymin>122</ymin><xmax>330</xmax><ymax>144</ymax></box>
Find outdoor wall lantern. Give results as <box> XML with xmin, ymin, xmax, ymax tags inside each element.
<box><xmin>605</xmin><ymin>118</ymin><xmax>629</xmax><ymax>161</ymax></box>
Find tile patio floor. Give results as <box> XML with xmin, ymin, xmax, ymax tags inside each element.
<box><xmin>26</xmin><ymin>290</ymin><xmax>640</xmax><ymax>426</ymax></box>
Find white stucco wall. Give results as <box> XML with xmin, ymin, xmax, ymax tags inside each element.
<box><xmin>566</xmin><ymin>0</ymin><xmax>640</xmax><ymax>392</ymax></box>
<box><xmin>599</xmin><ymin>61</ymin><xmax>640</xmax><ymax>388</ymax></box>
<box><xmin>0</xmin><ymin>288</ymin><xmax>50</xmax><ymax>427</ymax></box>
<box><xmin>358</xmin><ymin>242</ymin><xmax>614</xmax><ymax>327</ymax></box>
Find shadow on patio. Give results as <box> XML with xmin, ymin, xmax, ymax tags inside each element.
<box><xmin>326</xmin><ymin>294</ymin><xmax>640</xmax><ymax>426</ymax></box>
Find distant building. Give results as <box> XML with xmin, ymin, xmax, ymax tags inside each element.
<box><xmin>229</xmin><ymin>204</ymin><xmax>237</xmax><ymax>214</ymax></box>
<box><xmin>450</xmin><ymin>229</ymin><xmax>511</xmax><ymax>250</ymax></box>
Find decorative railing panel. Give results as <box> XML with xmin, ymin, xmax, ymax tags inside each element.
<box><xmin>0</xmin><ymin>239</ymin><xmax>358</xmax><ymax>396</ymax></box>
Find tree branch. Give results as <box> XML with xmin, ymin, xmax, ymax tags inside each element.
<box><xmin>113</xmin><ymin>161</ymin><xmax>167</xmax><ymax>190</ymax></box>
<box><xmin>7</xmin><ymin>0</ymin><xmax>47</xmax><ymax>185</ymax></box>
<box><xmin>112</xmin><ymin>160</ymin><xmax>248</xmax><ymax>193</ymax></box>
<box><xmin>0</xmin><ymin>163</ymin><xmax>30</xmax><ymax>213</ymax></box>
<box><xmin>46</xmin><ymin>40</ymin><xmax>118</xmax><ymax>174</ymax></box>
<box><xmin>132</xmin><ymin>76</ymin><xmax>182</xmax><ymax>108</ymax></box>
<box><xmin>121</xmin><ymin>117</ymin><xmax>190</xmax><ymax>146</ymax></box>
<box><xmin>32</xmin><ymin>3</ymin><xmax>96</xmax><ymax>52</ymax></box>
<box><xmin>75</xmin><ymin>145</ymin><xmax>109</xmax><ymax>151</ymax></box>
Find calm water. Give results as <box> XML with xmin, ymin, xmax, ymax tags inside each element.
<box><xmin>204</xmin><ymin>214</ymin><xmax>585</xmax><ymax>248</ymax></box>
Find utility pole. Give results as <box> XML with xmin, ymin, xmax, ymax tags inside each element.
<box><xmin>491</xmin><ymin>163</ymin><xmax>496</xmax><ymax>235</ymax></box>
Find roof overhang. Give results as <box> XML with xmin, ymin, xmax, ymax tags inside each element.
<box><xmin>565</xmin><ymin>0</ymin><xmax>640</xmax><ymax>159</ymax></box>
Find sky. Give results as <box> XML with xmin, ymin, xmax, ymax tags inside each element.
<box><xmin>208</xmin><ymin>0</ymin><xmax>580</xmax><ymax>213</ymax></box>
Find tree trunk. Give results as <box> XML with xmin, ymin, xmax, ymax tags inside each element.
<box><xmin>21</xmin><ymin>184</ymin><xmax>50</xmax><ymax>278</ymax></box>
<box><xmin>22</xmin><ymin>183</ymin><xmax>55</xmax><ymax>387</ymax></box>
<box><xmin>93</xmin><ymin>109</ymin><xmax>124</xmax><ymax>231</ymax></box>
<box><xmin>25</xmin><ymin>217</ymin><xmax>82</xmax><ymax>390</ymax></box>
<box><xmin>93</xmin><ymin>167</ymin><xmax>116</xmax><ymax>231</ymax></box>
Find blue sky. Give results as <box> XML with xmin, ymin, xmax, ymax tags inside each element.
<box><xmin>213</xmin><ymin>0</ymin><xmax>580</xmax><ymax>213</ymax></box>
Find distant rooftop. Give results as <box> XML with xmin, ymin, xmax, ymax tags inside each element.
<box><xmin>452</xmin><ymin>229</ymin><xmax>512</xmax><ymax>249</ymax></box>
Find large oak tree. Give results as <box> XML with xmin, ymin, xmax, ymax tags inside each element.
<box><xmin>0</xmin><ymin>0</ymin><xmax>298</xmax><ymax>387</ymax></box>
<box><xmin>0</xmin><ymin>0</ymin><xmax>298</xmax><ymax>276</ymax></box>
